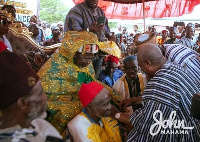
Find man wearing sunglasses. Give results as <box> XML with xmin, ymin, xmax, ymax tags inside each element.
<box><xmin>0</xmin><ymin>11</ymin><xmax>12</xmax><ymax>52</ymax></box>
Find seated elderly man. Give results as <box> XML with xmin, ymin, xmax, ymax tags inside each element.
<box><xmin>99</xmin><ymin>55</ymin><xmax>124</xmax><ymax>87</ymax></box>
<box><xmin>120</xmin><ymin>43</ymin><xmax>200</xmax><ymax>141</ymax></box>
<box><xmin>113</xmin><ymin>55</ymin><xmax>147</xmax><ymax>113</ymax></box>
<box><xmin>0</xmin><ymin>52</ymin><xmax>62</xmax><ymax>141</ymax></box>
<box><xmin>68</xmin><ymin>82</ymin><xmax>122</xmax><ymax>142</ymax></box>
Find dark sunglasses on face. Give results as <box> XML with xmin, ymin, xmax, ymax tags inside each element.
<box><xmin>0</xmin><ymin>18</ymin><xmax>9</xmax><ymax>26</ymax></box>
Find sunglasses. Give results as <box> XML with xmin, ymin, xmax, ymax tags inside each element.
<box><xmin>0</xmin><ymin>18</ymin><xmax>9</xmax><ymax>26</ymax></box>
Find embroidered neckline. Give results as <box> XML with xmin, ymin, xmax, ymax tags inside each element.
<box><xmin>82</xmin><ymin>108</ymin><xmax>101</xmax><ymax>125</ymax></box>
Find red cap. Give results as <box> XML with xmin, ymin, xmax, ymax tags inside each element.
<box><xmin>79</xmin><ymin>82</ymin><xmax>104</xmax><ymax>107</ymax></box>
<box><xmin>0</xmin><ymin>41</ymin><xmax>7</xmax><ymax>52</ymax></box>
<box><xmin>105</xmin><ymin>55</ymin><xmax>119</xmax><ymax>64</ymax></box>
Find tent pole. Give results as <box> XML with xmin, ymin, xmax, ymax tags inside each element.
<box><xmin>143</xmin><ymin>0</ymin><xmax>146</xmax><ymax>32</ymax></box>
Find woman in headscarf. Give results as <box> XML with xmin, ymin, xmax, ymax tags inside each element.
<box><xmin>38</xmin><ymin>31</ymin><xmax>99</xmax><ymax>135</ymax></box>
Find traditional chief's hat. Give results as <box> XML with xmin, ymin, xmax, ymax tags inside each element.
<box><xmin>0</xmin><ymin>52</ymin><xmax>39</xmax><ymax>108</ymax></box>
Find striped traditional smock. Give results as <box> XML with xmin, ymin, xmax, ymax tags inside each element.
<box><xmin>178</xmin><ymin>36</ymin><xmax>199</xmax><ymax>51</ymax></box>
<box><xmin>163</xmin><ymin>44</ymin><xmax>200</xmax><ymax>84</ymax></box>
<box><xmin>64</xmin><ymin>2</ymin><xmax>110</xmax><ymax>42</ymax></box>
<box><xmin>127</xmin><ymin>61</ymin><xmax>200</xmax><ymax>142</ymax></box>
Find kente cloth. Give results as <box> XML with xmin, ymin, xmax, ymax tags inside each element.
<box><xmin>0</xmin><ymin>119</ymin><xmax>62</xmax><ymax>142</ymax></box>
<box><xmin>164</xmin><ymin>38</ymin><xmax>179</xmax><ymax>44</ymax></box>
<box><xmin>112</xmin><ymin>73</ymin><xmax>147</xmax><ymax>114</ymax></box>
<box><xmin>68</xmin><ymin>111</ymin><xmax>122</xmax><ymax>142</ymax></box>
<box><xmin>178</xmin><ymin>36</ymin><xmax>199</xmax><ymax>51</ymax></box>
<box><xmin>163</xmin><ymin>44</ymin><xmax>200</xmax><ymax>84</ymax></box>
<box><xmin>98</xmin><ymin>69</ymin><xmax>124</xmax><ymax>87</ymax></box>
<box><xmin>64</xmin><ymin>2</ymin><xmax>110</xmax><ymax>42</ymax></box>
<box><xmin>127</xmin><ymin>61</ymin><xmax>200</xmax><ymax>142</ymax></box>
<box><xmin>20</xmin><ymin>51</ymin><xmax>49</xmax><ymax>73</ymax></box>
<box><xmin>38</xmin><ymin>31</ymin><xmax>98</xmax><ymax>135</ymax></box>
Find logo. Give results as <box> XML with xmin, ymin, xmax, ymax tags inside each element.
<box><xmin>150</xmin><ymin>110</ymin><xmax>194</xmax><ymax>136</ymax></box>
<box><xmin>27</xmin><ymin>76</ymin><xmax>36</xmax><ymax>87</ymax></box>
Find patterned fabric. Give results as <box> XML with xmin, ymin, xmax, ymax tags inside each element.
<box><xmin>164</xmin><ymin>38</ymin><xmax>179</xmax><ymax>44</ymax></box>
<box><xmin>163</xmin><ymin>44</ymin><xmax>200</xmax><ymax>84</ymax></box>
<box><xmin>20</xmin><ymin>51</ymin><xmax>49</xmax><ymax>73</ymax></box>
<box><xmin>98</xmin><ymin>69</ymin><xmax>124</xmax><ymax>87</ymax></box>
<box><xmin>112</xmin><ymin>73</ymin><xmax>147</xmax><ymax>127</ymax></box>
<box><xmin>127</xmin><ymin>61</ymin><xmax>200</xmax><ymax>142</ymax></box>
<box><xmin>157</xmin><ymin>37</ymin><xmax>169</xmax><ymax>45</ymax></box>
<box><xmin>38</xmin><ymin>31</ymin><xmax>98</xmax><ymax>135</ymax></box>
<box><xmin>0</xmin><ymin>119</ymin><xmax>62</xmax><ymax>142</ymax></box>
<box><xmin>68</xmin><ymin>111</ymin><xmax>122</xmax><ymax>142</ymax></box>
<box><xmin>97</xmin><ymin>41</ymin><xmax>121</xmax><ymax>58</ymax></box>
<box><xmin>65</xmin><ymin>2</ymin><xmax>110</xmax><ymax>42</ymax></box>
<box><xmin>38</xmin><ymin>31</ymin><xmax>121</xmax><ymax>136</ymax></box>
<box><xmin>178</xmin><ymin>36</ymin><xmax>199</xmax><ymax>51</ymax></box>
<box><xmin>112</xmin><ymin>73</ymin><xmax>147</xmax><ymax>100</ymax></box>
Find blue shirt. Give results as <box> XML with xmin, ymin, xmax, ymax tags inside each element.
<box><xmin>98</xmin><ymin>69</ymin><xmax>124</xmax><ymax>87</ymax></box>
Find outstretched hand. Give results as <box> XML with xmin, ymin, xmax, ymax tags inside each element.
<box><xmin>119</xmin><ymin>97</ymin><xmax>142</xmax><ymax>112</ymax></box>
<box><xmin>119</xmin><ymin>99</ymin><xmax>133</xmax><ymax>112</ymax></box>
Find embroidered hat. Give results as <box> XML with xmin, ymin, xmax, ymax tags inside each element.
<box><xmin>97</xmin><ymin>41</ymin><xmax>121</xmax><ymax>58</ymax></box>
<box><xmin>105</xmin><ymin>55</ymin><xmax>119</xmax><ymax>64</ymax></box>
<box><xmin>0</xmin><ymin>52</ymin><xmax>39</xmax><ymax>109</ymax></box>
<box><xmin>79</xmin><ymin>82</ymin><xmax>104</xmax><ymax>107</ymax></box>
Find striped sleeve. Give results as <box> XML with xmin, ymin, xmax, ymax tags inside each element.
<box><xmin>127</xmin><ymin>62</ymin><xmax>200</xmax><ymax>142</ymax></box>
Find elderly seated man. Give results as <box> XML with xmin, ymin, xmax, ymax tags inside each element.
<box><xmin>0</xmin><ymin>52</ymin><xmax>62</xmax><ymax>141</ymax></box>
<box><xmin>98</xmin><ymin>55</ymin><xmax>124</xmax><ymax>87</ymax></box>
<box><xmin>68</xmin><ymin>81</ymin><xmax>122</xmax><ymax>142</ymax></box>
<box><xmin>113</xmin><ymin>55</ymin><xmax>148</xmax><ymax>113</ymax></box>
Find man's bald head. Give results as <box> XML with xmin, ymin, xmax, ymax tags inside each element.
<box><xmin>138</xmin><ymin>43</ymin><xmax>163</xmax><ymax>64</ymax></box>
<box><xmin>137</xmin><ymin>43</ymin><xmax>166</xmax><ymax>78</ymax></box>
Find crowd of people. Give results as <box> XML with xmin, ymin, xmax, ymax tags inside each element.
<box><xmin>0</xmin><ymin>0</ymin><xmax>200</xmax><ymax>141</ymax></box>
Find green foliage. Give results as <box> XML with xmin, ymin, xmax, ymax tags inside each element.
<box><xmin>39</xmin><ymin>0</ymin><xmax>71</xmax><ymax>24</ymax></box>
<box><xmin>108</xmin><ymin>22</ymin><xmax>117</xmax><ymax>29</ymax></box>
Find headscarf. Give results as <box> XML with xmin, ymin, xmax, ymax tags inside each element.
<box><xmin>59</xmin><ymin>31</ymin><xmax>98</xmax><ymax>60</ymax></box>
<box><xmin>38</xmin><ymin>31</ymin><xmax>98</xmax><ymax>95</ymax></box>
